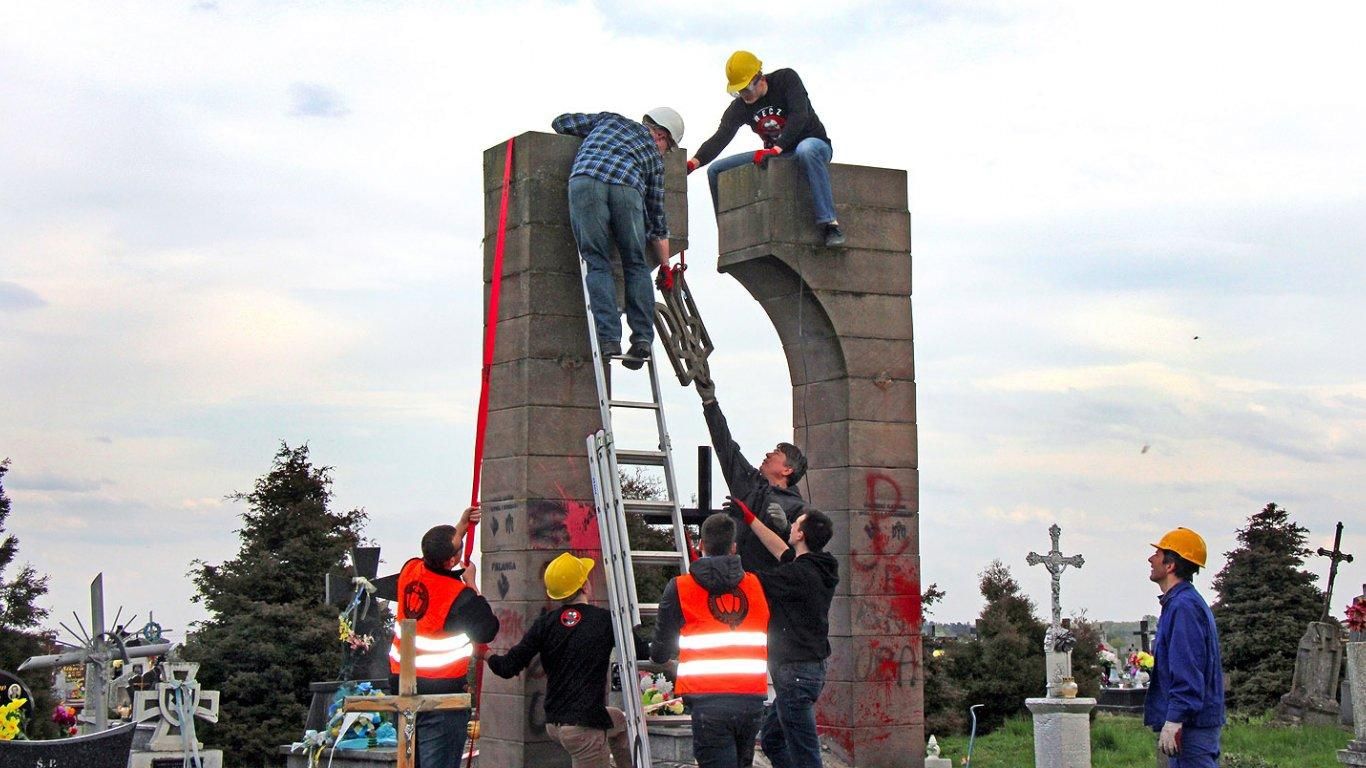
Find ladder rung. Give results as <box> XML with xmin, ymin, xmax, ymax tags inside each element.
<box><xmin>624</xmin><ymin>499</ymin><xmax>675</xmax><ymax>514</ymax></box>
<box><xmin>616</xmin><ymin>449</ymin><xmax>666</xmax><ymax>466</ymax></box>
<box><xmin>638</xmin><ymin>603</ymin><xmax>659</xmax><ymax>617</ymax></box>
<box><xmin>609</xmin><ymin>398</ymin><xmax>661</xmax><ymax>410</ymax></box>
<box><xmin>631</xmin><ymin>550</ymin><xmax>686</xmax><ymax>566</ymax></box>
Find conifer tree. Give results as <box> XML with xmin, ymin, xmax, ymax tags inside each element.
<box><xmin>1211</xmin><ymin>502</ymin><xmax>1322</xmax><ymax>713</ymax></box>
<box><xmin>0</xmin><ymin>458</ymin><xmax>59</xmax><ymax>738</ymax></box>
<box><xmin>182</xmin><ymin>444</ymin><xmax>372</xmax><ymax>767</ymax></box>
<box><xmin>943</xmin><ymin>560</ymin><xmax>1047</xmax><ymax>734</ymax></box>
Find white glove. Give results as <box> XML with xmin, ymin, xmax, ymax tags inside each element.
<box><xmin>1158</xmin><ymin>721</ymin><xmax>1182</xmax><ymax>756</ymax></box>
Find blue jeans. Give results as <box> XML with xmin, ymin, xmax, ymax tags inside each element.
<box><xmin>707</xmin><ymin>138</ymin><xmax>836</xmax><ymax>224</ymax></box>
<box><xmin>567</xmin><ymin>175</ymin><xmax>655</xmax><ymax>348</ymax></box>
<box><xmin>760</xmin><ymin>660</ymin><xmax>826</xmax><ymax>768</ymax></box>
<box><xmin>688</xmin><ymin>695</ymin><xmax>765</xmax><ymax>768</ymax></box>
<box><xmin>414</xmin><ymin>708</ymin><xmax>471</xmax><ymax>768</ymax></box>
<box><xmin>1165</xmin><ymin>725</ymin><xmax>1221</xmax><ymax>768</ymax></box>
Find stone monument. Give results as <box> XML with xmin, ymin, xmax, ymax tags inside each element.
<box><xmin>924</xmin><ymin>734</ymin><xmax>952</xmax><ymax>768</ymax></box>
<box><xmin>481</xmin><ymin>134</ymin><xmax>921</xmax><ymax>767</ymax></box>
<box><xmin>128</xmin><ymin>661</ymin><xmax>223</xmax><ymax>768</ymax></box>
<box><xmin>1024</xmin><ymin>523</ymin><xmax>1094</xmax><ymax>768</ymax></box>
<box><xmin>1279</xmin><ymin>522</ymin><xmax>1351</xmax><ymax>726</ymax></box>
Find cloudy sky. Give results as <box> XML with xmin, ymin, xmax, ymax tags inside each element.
<box><xmin>3</xmin><ymin>1</ymin><xmax>1364</xmax><ymax>646</ymax></box>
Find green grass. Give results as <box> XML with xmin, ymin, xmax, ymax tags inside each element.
<box><xmin>932</xmin><ymin>712</ymin><xmax>1352</xmax><ymax>767</ymax></box>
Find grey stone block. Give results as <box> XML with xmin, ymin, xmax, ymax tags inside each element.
<box><xmin>478</xmin><ymin>496</ymin><xmax>600</xmax><ymax>553</ymax></box>
<box><xmin>719</xmin><ymin>243</ymin><xmax>912</xmax><ymax>297</ymax></box>
<box><xmin>488</xmin><ymin>358</ymin><xmax>599</xmax><ymax>411</ymax></box>
<box><xmin>480</xmin><ymin>454</ymin><xmax>601</xmax><ymax>503</ymax></box>
<box><xmin>845</xmin><ymin>553</ymin><xmax>920</xmax><ymax>597</ymax></box>
<box><xmin>793</xmin><ymin>378</ymin><xmax>917</xmax><ymax>426</ymax></box>
<box><xmin>483</xmin><ymin>131</ymin><xmax>579</xmax><ymax>192</ymax></box>
<box><xmin>794</xmin><ymin>420</ymin><xmax>918</xmax><ymax>468</ymax></box>
<box><xmin>483</xmin><ymin>223</ymin><xmax>580</xmax><ymax>281</ymax></box>
<box><xmin>492</xmin><ymin>313</ymin><xmax>593</xmax><ymax>365</ymax></box>
<box><xmin>484</xmin><ymin>268</ymin><xmax>587</xmax><ymax>323</ymax></box>
<box><xmin>484</xmin><ymin>175</ymin><xmax>571</xmax><ymax>237</ymax></box>
<box><xmin>716</xmin><ymin>160</ymin><xmax>908</xmax><ymax>213</ymax></box>
<box><xmin>821</xmin><ymin>723</ymin><xmax>926</xmax><ymax>768</ymax></box>
<box><xmin>482</xmin><ymin>405</ymin><xmax>603</xmax><ymax>459</ymax></box>
<box><xmin>821</xmin><ymin>677</ymin><xmax>923</xmax><ymax>726</ymax></box>
<box><xmin>719</xmin><ymin>198</ymin><xmax>910</xmax><ymax>253</ymax></box>
<box><xmin>811</xmin><ymin>291</ymin><xmax>914</xmax><ymax>342</ymax></box>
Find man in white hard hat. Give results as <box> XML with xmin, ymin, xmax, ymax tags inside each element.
<box><xmin>687</xmin><ymin>51</ymin><xmax>844</xmax><ymax>247</ymax></box>
<box><xmin>485</xmin><ymin>552</ymin><xmax>649</xmax><ymax>768</ymax></box>
<box><xmin>552</xmin><ymin>107</ymin><xmax>684</xmax><ymax>370</ymax></box>
<box><xmin>1146</xmin><ymin>527</ymin><xmax>1225</xmax><ymax>768</ymax></box>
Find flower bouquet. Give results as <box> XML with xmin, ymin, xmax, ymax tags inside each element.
<box><xmin>639</xmin><ymin>672</ymin><xmax>684</xmax><ymax>716</ymax></box>
<box><xmin>52</xmin><ymin>704</ymin><xmax>79</xmax><ymax>737</ymax></box>
<box><xmin>1127</xmin><ymin>651</ymin><xmax>1154</xmax><ymax>686</ymax></box>
<box><xmin>0</xmin><ymin>698</ymin><xmax>26</xmax><ymax>741</ymax></box>
<box><xmin>1347</xmin><ymin>596</ymin><xmax>1366</xmax><ymax>635</ymax></box>
<box><xmin>290</xmin><ymin>682</ymin><xmax>396</xmax><ymax>767</ymax></box>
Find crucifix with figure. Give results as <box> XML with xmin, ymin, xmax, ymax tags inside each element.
<box><xmin>343</xmin><ymin>619</ymin><xmax>470</xmax><ymax>768</ymax></box>
<box><xmin>1316</xmin><ymin>521</ymin><xmax>1354</xmax><ymax>623</ymax></box>
<box><xmin>1027</xmin><ymin>523</ymin><xmax>1085</xmax><ymax>696</ymax></box>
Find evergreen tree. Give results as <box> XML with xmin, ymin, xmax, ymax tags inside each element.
<box><xmin>182</xmin><ymin>444</ymin><xmax>372</xmax><ymax>767</ymax></box>
<box><xmin>0</xmin><ymin>458</ymin><xmax>60</xmax><ymax>738</ymax></box>
<box><xmin>942</xmin><ymin>560</ymin><xmax>1046</xmax><ymax>735</ymax></box>
<box><xmin>1211</xmin><ymin>502</ymin><xmax>1322</xmax><ymax>714</ymax></box>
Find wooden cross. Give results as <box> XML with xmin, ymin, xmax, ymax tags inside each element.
<box><xmin>1026</xmin><ymin>523</ymin><xmax>1085</xmax><ymax>629</ymax></box>
<box><xmin>1316</xmin><ymin>521</ymin><xmax>1354</xmax><ymax>623</ymax></box>
<box><xmin>343</xmin><ymin>619</ymin><xmax>471</xmax><ymax>768</ymax></box>
<box><xmin>1132</xmin><ymin>619</ymin><xmax>1152</xmax><ymax>653</ymax></box>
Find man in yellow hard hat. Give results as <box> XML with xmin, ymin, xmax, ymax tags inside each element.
<box><xmin>687</xmin><ymin>51</ymin><xmax>844</xmax><ymax>247</ymax></box>
<box><xmin>553</xmin><ymin>107</ymin><xmax>685</xmax><ymax>370</ymax></box>
<box><xmin>1145</xmin><ymin>527</ymin><xmax>1225</xmax><ymax>767</ymax></box>
<box><xmin>485</xmin><ymin>552</ymin><xmax>648</xmax><ymax>768</ymax></box>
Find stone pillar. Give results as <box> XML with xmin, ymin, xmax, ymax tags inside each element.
<box><xmin>1026</xmin><ymin>698</ymin><xmax>1096</xmax><ymax>768</ymax></box>
<box><xmin>716</xmin><ymin>159</ymin><xmax>920</xmax><ymax>767</ymax></box>
<box><xmin>479</xmin><ymin>131</ymin><xmax>687</xmax><ymax>767</ymax></box>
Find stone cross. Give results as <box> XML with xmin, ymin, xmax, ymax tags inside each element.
<box><xmin>1027</xmin><ymin>524</ymin><xmax>1085</xmax><ymax>630</ymax></box>
<box><xmin>130</xmin><ymin>662</ymin><xmax>220</xmax><ymax>756</ymax></box>
<box><xmin>1315</xmin><ymin>521</ymin><xmax>1353</xmax><ymax>623</ymax></box>
<box><xmin>343</xmin><ymin>619</ymin><xmax>470</xmax><ymax>768</ymax></box>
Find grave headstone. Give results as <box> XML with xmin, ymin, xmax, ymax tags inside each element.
<box><xmin>128</xmin><ymin>661</ymin><xmax>223</xmax><ymax>768</ymax></box>
<box><xmin>1281</xmin><ymin>527</ymin><xmax>1351</xmax><ymax>726</ymax></box>
<box><xmin>1344</xmin><ymin>584</ymin><xmax>1366</xmax><ymax>729</ymax></box>
<box><xmin>1338</xmin><ymin>584</ymin><xmax>1366</xmax><ymax>767</ymax></box>
<box><xmin>0</xmin><ymin>721</ymin><xmax>137</xmax><ymax>768</ymax></box>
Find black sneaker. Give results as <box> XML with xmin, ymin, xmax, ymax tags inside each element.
<box><xmin>824</xmin><ymin>222</ymin><xmax>846</xmax><ymax>247</ymax></box>
<box><xmin>600</xmin><ymin>340</ymin><xmax>622</xmax><ymax>360</ymax></box>
<box><xmin>622</xmin><ymin>341</ymin><xmax>651</xmax><ymax>370</ymax></box>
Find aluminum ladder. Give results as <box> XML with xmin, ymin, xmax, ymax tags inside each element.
<box><xmin>579</xmin><ymin>257</ymin><xmax>692</xmax><ymax>768</ymax></box>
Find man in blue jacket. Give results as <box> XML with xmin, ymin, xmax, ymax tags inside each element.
<box><xmin>1145</xmin><ymin>527</ymin><xmax>1225</xmax><ymax>767</ymax></box>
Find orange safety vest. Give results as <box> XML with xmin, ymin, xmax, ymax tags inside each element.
<box><xmin>675</xmin><ymin>572</ymin><xmax>770</xmax><ymax>696</ymax></box>
<box><xmin>390</xmin><ymin>558</ymin><xmax>474</xmax><ymax>679</ymax></box>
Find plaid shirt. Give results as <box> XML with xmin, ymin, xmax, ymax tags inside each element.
<box><xmin>552</xmin><ymin>112</ymin><xmax>668</xmax><ymax>240</ymax></box>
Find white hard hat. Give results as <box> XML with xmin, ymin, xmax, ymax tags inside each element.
<box><xmin>644</xmin><ymin>106</ymin><xmax>684</xmax><ymax>147</ymax></box>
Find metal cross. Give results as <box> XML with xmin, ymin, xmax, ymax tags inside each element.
<box><xmin>1132</xmin><ymin>619</ymin><xmax>1153</xmax><ymax>653</ymax></box>
<box><xmin>1027</xmin><ymin>524</ymin><xmax>1085</xmax><ymax>629</ymax></box>
<box><xmin>1316</xmin><ymin>521</ymin><xmax>1354</xmax><ymax>623</ymax></box>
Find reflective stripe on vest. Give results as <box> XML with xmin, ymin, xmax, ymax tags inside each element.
<box><xmin>390</xmin><ymin>558</ymin><xmax>473</xmax><ymax>679</ymax></box>
<box><xmin>675</xmin><ymin>571</ymin><xmax>769</xmax><ymax>696</ymax></box>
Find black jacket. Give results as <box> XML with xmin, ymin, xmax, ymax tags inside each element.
<box><xmin>703</xmin><ymin>400</ymin><xmax>807</xmax><ymax>572</ymax></box>
<box><xmin>694</xmin><ymin>68</ymin><xmax>831</xmax><ymax>163</ymax></box>
<box><xmin>756</xmin><ymin>549</ymin><xmax>839</xmax><ymax>666</ymax></box>
<box><xmin>487</xmin><ymin>602</ymin><xmax>648</xmax><ymax>729</ymax></box>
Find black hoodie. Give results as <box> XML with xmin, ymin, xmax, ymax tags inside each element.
<box><xmin>756</xmin><ymin>549</ymin><xmax>839</xmax><ymax>666</ymax></box>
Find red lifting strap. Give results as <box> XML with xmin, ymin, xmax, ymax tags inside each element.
<box><xmin>464</xmin><ymin>137</ymin><xmax>514</xmax><ymax>564</ymax></box>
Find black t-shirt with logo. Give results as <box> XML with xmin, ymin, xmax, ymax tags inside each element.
<box><xmin>695</xmin><ymin>68</ymin><xmax>831</xmax><ymax>165</ymax></box>
<box><xmin>487</xmin><ymin>602</ymin><xmax>649</xmax><ymax>729</ymax></box>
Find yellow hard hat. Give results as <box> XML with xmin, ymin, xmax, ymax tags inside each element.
<box><xmin>1151</xmin><ymin>527</ymin><xmax>1207</xmax><ymax>568</ymax></box>
<box><xmin>545</xmin><ymin>552</ymin><xmax>595</xmax><ymax>600</ymax></box>
<box><xmin>726</xmin><ymin>50</ymin><xmax>763</xmax><ymax>95</ymax></box>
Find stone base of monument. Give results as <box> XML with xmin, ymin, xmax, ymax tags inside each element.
<box><xmin>129</xmin><ymin>748</ymin><xmax>223</xmax><ymax>768</ymax></box>
<box><xmin>1026</xmin><ymin>697</ymin><xmax>1095</xmax><ymax>768</ymax></box>
<box><xmin>1338</xmin><ymin>741</ymin><xmax>1366</xmax><ymax>767</ymax></box>
<box><xmin>648</xmin><ymin>717</ymin><xmax>695</xmax><ymax>764</ymax></box>
<box><xmin>1277</xmin><ymin>690</ymin><xmax>1341</xmax><ymax>727</ymax></box>
<box><xmin>281</xmin><ymin>745</ymin><xmax>399</xmax><ymax>767</ymax></box>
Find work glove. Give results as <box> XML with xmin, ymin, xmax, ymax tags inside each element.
<box><xmin>694</xmin><ymin>375</ymin><xmax>716</xmax><ymax>404</ymax></box>
<box><xmin>1158</xmin><ymin>721</ymin><xmax>1182</xmax><ymax>756</ymax></box>
<box><xmin>656</xmin><ymin>266</ymin><xmax>674</xmax><ymax>292</ymax></box>
<box><xmin>686</xmin><ymin>158</ymin><xmax>700</xmax><ymax>174</ymax></box>
<box><xmin>752</xmin><ymin>146</ymin><xmax>782</xmax><ymax>166</ymax></box>
<box><xmin>724</xmin><ymin>496</ymin><xmax>758</xmax><ymax>526</ymax></box>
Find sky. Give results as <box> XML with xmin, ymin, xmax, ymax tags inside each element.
<box><xmin>2</xmin><ymin>1</ymin><xmax>1365</xmax><ymax>649</ymax></box>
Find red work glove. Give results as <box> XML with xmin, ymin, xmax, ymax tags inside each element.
<box><xmin>655</xmin><ymin>266</ymin><xmax>674</xmax><ymax>292</ymax></box>
<box><xmin>752</xmin><ymin>146</ymin><xmax>782</xmax><ymax>166</ymax></box>
<box><xmin>686</xmin><ymin>158</ymin><xmax>700</xmax><ymax>174</ymax></box>
<box><xmin>725</xmin><ymin>496</ymin><xmax>758</xmax><ymax>526</ymax></box>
